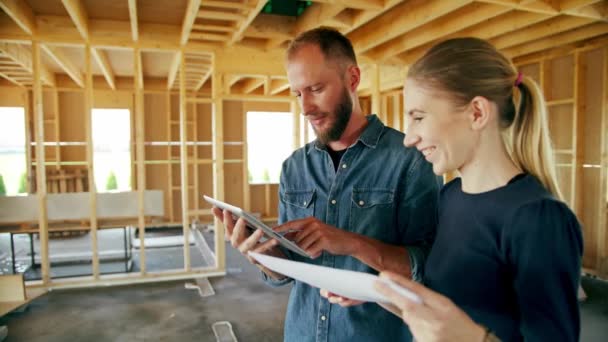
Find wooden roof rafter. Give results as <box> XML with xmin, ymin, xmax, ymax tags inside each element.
<box><xmin>0</xmin><ymin>42</ymin><xmax>55</xmax><ymax>86</ymax></box>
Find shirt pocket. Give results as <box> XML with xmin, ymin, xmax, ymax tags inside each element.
<box><xmin>349</xmin><ymin>188</ymin><xmax>396</xmax><ymax>241</ymax></box>
<box><xmin>282</xmin><ymin>189</ymin><xmax>316</xmax><ymax>220</ymax></box>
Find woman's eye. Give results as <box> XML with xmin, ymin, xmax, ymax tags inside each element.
<box><xmin>413</xmin><ymin>117</ymin><xmax>423</xmax><ymax>122</ymax></box>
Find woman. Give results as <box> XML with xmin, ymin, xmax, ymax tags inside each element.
<box><xmin>325</xmin><ymin>37</ymin><xmax>583</xmax><ymax>341</ymax></box>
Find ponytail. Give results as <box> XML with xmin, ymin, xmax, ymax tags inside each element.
<box><xmin>505</xmin><ymin>77</ymin><xmax>563</xmax><ymax>200</ymax></box>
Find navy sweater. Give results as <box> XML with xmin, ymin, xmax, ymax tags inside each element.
<box><xmin>425</xmin><ymin>174</ymin><xmax>583</xmax><ymax>341</ymax></box>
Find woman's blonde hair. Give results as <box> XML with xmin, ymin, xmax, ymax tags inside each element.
<box><xmin>408</xmin><ymin>37</ymin><xmax>563</xmax><ymax>200</ymax></box>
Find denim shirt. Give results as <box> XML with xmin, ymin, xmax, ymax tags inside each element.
<box><xmin>266</xmin><ymin>115</ymin><xmax>439</xmax><ymax>342</ymax></box>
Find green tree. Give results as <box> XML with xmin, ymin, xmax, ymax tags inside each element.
<box><xmin>262</xmin><ymin>168</ymin><xmax>271</xmax><ymax>183</ymax></box>
<box><xmin>106</xmin><ymin>171</ymin><xmax>118</xmax><ymax>191</ymax></box>
<box><xmin>0</xmin><ymin>174</ymin><xmax>6</xmax><ymax>196</ymax></box>
<box><xmin>18</xmin><ymin>172</ymin><xmax>27</xmax><ymax>193</ymax></box>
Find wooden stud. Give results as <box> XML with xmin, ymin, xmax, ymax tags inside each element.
<box><xmin>598</xmin><ymin>47</ymin><xmax>608</xmax><ymax>277</ymax></box>
<box><xmin>23</xmin><ymin>90</ymin><xmax>32</xmax><ymax>193</ymax></box>
<box><xmin>53</xmin><ymin>89</ymin><xmax>61</xmax><ymax>170</ymax></box>
<box><xmin>179</xmin><ymin>50</ymin><xmax>191</xmax><ymax>271</ymax></box>
<box><xmin>292</xmin><ymin>100</ymin><xmax>300</xmax><ymax>150</ymax></box>
<box><xmin>167</xmin><ymin>91</ymin><xmax>175</xmax><ymax>222</ymax></box>
<box><xmin>212</xmin><ymin>64</ymin><xmax>225</xmax><ymax>270</ymax></box>
<box><xmin>242</xmin><ymin>102</ymin><xmax>250</xmax><ymax>212</ymax></box>
<box><xmin>574</xmin><ymin>51</ymin><xmax>585</xmax><ymax>219</ymax></box>
<box><xmin>134</xmin><ymin>46</ymin><xmax>147</xmax><ymax>275</ymax></box>
<box><xmin>370</xmin><ymin>64</ymin><xmax>381</xmax><ymax>117</ymax></box>
<box><xmin>83</xmin><ymin>44</ymin><xmax>99</xmax><ymax>279</ymax></box>
<box><xmin>193</xmin><ymin>100</ymin><xmax>200</xmax><ymax>221</ymax></box>
<box><xmin>32</xmin><ymin>40</ymin><xmax>50</xmax><ymax>284</ymax></box>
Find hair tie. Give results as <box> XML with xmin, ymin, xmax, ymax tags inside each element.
<box><xmin>514</xmin><ymin>72</ymin><xmax>523</xmax><ymax>87</ymax></box>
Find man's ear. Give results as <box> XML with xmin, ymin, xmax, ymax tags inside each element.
<box><xmin>345</xmin><ymin>65</ymin><xmax>360</xmax><ymax>92</ymax></box>
<box><xmin>469</xmin><ymin>96</ymin><xmax>492</xmax><ymax>131</ymax></box>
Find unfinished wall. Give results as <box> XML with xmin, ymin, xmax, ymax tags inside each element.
<box><xmin>517</xmin><ymin>47</ymin><xmax>608</xmax><ymax>276</ymax></box>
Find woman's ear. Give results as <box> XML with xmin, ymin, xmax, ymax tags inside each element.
<box><xmin>469</xmin><ymin>96</ymin><xmax>493</xmax><ymax>131</ymax></box>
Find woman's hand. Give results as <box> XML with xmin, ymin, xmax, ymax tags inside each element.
<box><xmin>375</xmin><ymin>271</ymin><xmax>487</xmax><ymax>342</ymax></box>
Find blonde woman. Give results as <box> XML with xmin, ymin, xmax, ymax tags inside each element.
<box><xmin>325</xmin><ymin>37</ymin><xmax>583</xmax><ymax>341</ymax></box>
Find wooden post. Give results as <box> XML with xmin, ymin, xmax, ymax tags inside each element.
<box><xmin>242</xmin><ymin>102</ymin><xmax>250</xmax><ymax>212</ymax></box>
<box><xmin>599</xmin><ymin>47</ymin><xmax>608</xmax><ymax>277</ymax></box>
<box><xmin>23</xmin><ymin>90</ymin><xmax>32</xmax><ymax>193</ymax></box>
<box><xmin>392</xmin><ymin>94</ymin><xmax>402</xmax><ymax>132</ymax></box>
<box><xmin>32</xmin><ymin>41</ymin><xmax>50</xmax><ymax>284</ymax></box>
<box><xmin>134</xmin><ymin>47</ymin><xmax>147</xmax><ymax>274</ymax></box>
<box><xmin>291</xmin><ymin>100</ymin><xmax>300</xmax><ymax>150</ymax></box>
<box><xmin>573</xmin><ymin>52</ymin><xmax>582</xmax><ymax>215</ymax></box>
<box><xmin>179</xmin><ymin>50</ymin><xmax>191</xmax><ymax>271</ymax></box>
<box><xmin>193</xmin><ymin>101</ymin><xmax>199</xmax><ymax>220</ymax></box>
<box><xmin>212</xmin><ymin>59</ymin><xmax>225</xmax><ymax>270</ymax></box>
<box><xmin>84</xmin><ymin>44</ymin><xmax>99</xmax><ymax>279</ymax></box>
<box><xmin>53</xmin><ymin>89</ymin><xmax>61</xmax><ymax>170</ymax></box>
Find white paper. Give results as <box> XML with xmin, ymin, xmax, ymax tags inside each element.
<box><xmin>249</xmin><ymin>252</ymin><xmax>422</xmax><ymax>304</ymax></box>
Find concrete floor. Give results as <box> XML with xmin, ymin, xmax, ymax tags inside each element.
<box><xmin>1</xmin><ymin>239</ymin><xmax>607</xmax><ymax>341</ymax></box>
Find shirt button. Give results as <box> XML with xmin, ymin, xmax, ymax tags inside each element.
<box><xmin>359</xmin><ymin>200</ymin><xmax>365</xmax><ymax>206</ymax></box>
<box><xmin>342</xmin><ymin>164</ymin><xmax>347</xmax><ymax>169</ymax></box>
<box><xmin>321</xmin><ymin>315</ymin><xmax>326</xmax><ymax>321</ymax></box>
<box><xmin>303</xmin><ymin>201</ymin><xmax>307</xmax><ymax>206</ymax></box>
<box><xmin>331</xmin><ymin>200</ymin><xmax>336</xmax><ymax>205</ymax></box>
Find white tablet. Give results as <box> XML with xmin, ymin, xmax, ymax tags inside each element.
<box><xmin>203</xmin><ymin>195</ymin><xmax>312</xmax><ymax>259</ymax></box>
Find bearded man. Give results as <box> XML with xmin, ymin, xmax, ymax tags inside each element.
<box><xmin>213</xmin><ymin>27</ymin><xmax>440</xmax><ymax>342</ymax></box>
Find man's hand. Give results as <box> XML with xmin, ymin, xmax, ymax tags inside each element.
<box><xmin>320</xmin><ymin>289</ymin><xmax>365</xmax><ymax>307</ymax></box>
<box><xmin>212</xmin><ymin>207</ymin><xmax>287</xmax><ymax>280</ymax></box>
<box><xmin>273</xmin><ymin>217</ymin><xmax>358</xmax><ymax>258</ymax></box>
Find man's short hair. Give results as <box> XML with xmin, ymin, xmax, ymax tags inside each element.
<box><xmin>286</xmin><ymin>27</ymin><xmax>358</xmax><ymax>68</ymax></box>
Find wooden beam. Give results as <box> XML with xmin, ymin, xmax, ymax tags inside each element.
<box><xmin>559</xmin><ymin>0</ymin><xmax>604</xmax><ymax>11</ymax></box>
<box><xmin>349</xmin><ymin>0</ymin><xmax>472</xmax><ymax>54</ymax></box>
<box><xmin>240</xmin><ymin>77</ymin><xmax>265</xmax><ymax>93</ymax></box>
<box><xmin>229</xmin><ymin>0</ymin><xmax>268</xmax><ymax>45</ymax></box>
<box><xmin>167</xmin><ymin>52</ymin><xmax>181</xmax><ymax>89</ymax></box>
<box><xmin>366</xmin><ymin>2</ymin><xmax>510</xmax><ymax>61</ymax></box>
<box><xmin>203</xmin><ymin>0</ymin><xmax>254</xmax><ymax>10</ymax></box>
<box><xmin>370</xmin><ymin>64</ymin><xmax>380</xmax><ymax>117</ymax></box>
<box><xmin>503</xmin><ymin>23</ymin><xmax>608</xmax><ymax>58</ymax></box>
<box><xmin>41</xmin><ymin>44</ymin><xmax>83</xmax><ymax>87</ymax></box>
<box><xmin>341</xmin><ymin>0</ymin><xmax>408</xmax><ymax>35</ymax></box>
<box><xmin>211</xmin><ymin>68</ymin><xmax>225</xmax><ymax>271</ymax></box>
<box><xmin>198</xmin><ymin>10</ymin><xmax>245</xmax><ymax>22</ymax></box>
<box><xmin>598</xmin><ymin>46</ymin><xmax>608</xmax><ymax>277</ymax></box>
<box><xmin>0</xmin><ymin>0</ymin><xmax>36</xmax><ymax>35</ymax></box>
<box><xmin>136</xmin><ymin>49</ymin><xmax>143</xmax><ymax>89</ymax></box>
<box><xmin>181</xmin><ymin>0</ymin><xmax>202</xmax><ymax>45</ymax></box>
<box><xmin>128</xmin><ymin>0</ymin><xmax>138</xmax><ymax>41</ymax></box>
<box><xmin>0</xmin><ymin>43</ymin><xmax>55</xmax><ymax>86</ymax></box>
<box><xmin>91</xmin><ymin>48</ymin><xmax>115</xmax><ymax>90</ymax></box>
<box><xmin>270</xmin><ymin>79</ymin><xmax>290</xmax><ymax>95</ymax></box>
<box><xmin>0</xmin><ymin>70</ymin><xmax>24</xmax><ymax>86</ymax></box>
<box><xmin>293</xmin><ymin>3</ymin><xmax>345</xmax><ymax>36</ymax></box>
<box><xmin>477</xmin><ymin>0</ymin><xmax>559</xmax><ymax>14</ymax></box>
<box><xmin>61</xmin><ymin>0</ymin><xmax>89</xmax><ymax>40</ymax></box>
<box><xmin>194</xmin><ymin>70</ymin><xmax>211</xmax><ymax>91</ymax></box>
<box><xmin>491</xmin><ymin>15</ymin><xmax>594</xmax><ymax>50</ymax></box>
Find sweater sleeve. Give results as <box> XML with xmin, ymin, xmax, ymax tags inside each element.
<box><xmin>504</xmin><ymin>199</ymin><xmax>583</xmax><ymax>341</ymax></box>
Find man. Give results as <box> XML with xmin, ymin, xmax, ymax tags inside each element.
<box><xmin>213</xmin><ymin>27</ymin><xmax>439</xmax><ymax>341</ymax></box>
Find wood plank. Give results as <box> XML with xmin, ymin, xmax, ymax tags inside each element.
<box><xmin>197</xmin><ymin>10</ymin><xmax>245</xmax><ymax>22</ymax></box>
<box><xmin>212</xmin><ymin>68</ymin><xmax>225</xmax><ymax>270</ymax></box>
<box><xmin>0</xmin><ymin>0</ymin><xmax>36</xmax><ymax>35</ymax></box>
<box><xmin>135</xmin><ymin>46</ymin><xmax>147</xmax><ymax>275</ymax></box>
<box><xmin>0</xmin><ymin>275</ymin><xmax>25</xmax><ymax>302</ymax></box>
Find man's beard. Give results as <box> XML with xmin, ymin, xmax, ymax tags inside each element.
<box><xmin>313</xmin><ymin>87</ymin><xmax>353</xmax><ymax>145</ymax></box>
